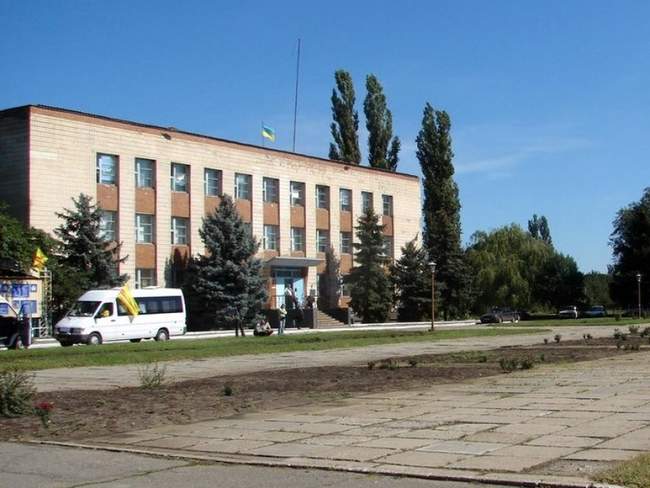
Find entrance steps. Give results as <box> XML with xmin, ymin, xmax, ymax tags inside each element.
<box><xmin>316</xmin><ymin>310</ymin><xmax>347</xmax><ymax>329</ymax></box>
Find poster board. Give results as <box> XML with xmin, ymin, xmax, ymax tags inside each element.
<box><xmin>0</xmin><ymin>277</ymin><xmax>42</xmax><ymax>318</ymax></box>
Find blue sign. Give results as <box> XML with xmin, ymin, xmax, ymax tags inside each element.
<box><xmin>0</xmin><ymin>303</ymin><xmax>8</xmax><ymax>315</ymax></box>
<box><xmin>11</xmin><ymin>284</ymin><xmax>30</xmax><ymax>298</ymax></box>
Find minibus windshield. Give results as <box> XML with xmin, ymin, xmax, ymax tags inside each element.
<box><xmin>68</xmin><ymin>301</ymin><xmax>101</xmax><ymax>317</ymax></box>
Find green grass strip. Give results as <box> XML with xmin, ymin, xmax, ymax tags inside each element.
<box><xmin>1</xmin><ymin>327</ymin><xmax>546</xmax><ymax>372</ymax></box>
<box><xmin>515</xmin><ymin>317</ymin><xmax>650</xmax><ymax>327</ymax></box>
<box><xmin>594</xmin><ymin>452</ymin><xmax>650</xmax><ymax>488</ymax></box>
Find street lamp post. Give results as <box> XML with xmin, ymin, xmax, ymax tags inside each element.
<box><xmin>429</xmin><ymin>261</ymin><xmax>436</xmax><ymax>332</ymax></box>
<box><xmin>637</xmin><ymin>273</ymin><xmax>642</xmax><ymax>319</ymax></box>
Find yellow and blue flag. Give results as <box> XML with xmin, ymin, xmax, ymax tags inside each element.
<box><xmin>262</xmin><ymin>124</ymin><xmax>275</xmax><ymax>142</ymax></box>
<box><xmin>117</xmin><ymin>285</ymin><xmax>140</xmax><ymax>317</ymax></box>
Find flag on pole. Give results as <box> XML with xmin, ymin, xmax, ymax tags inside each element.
<box><xmin>117</xmin><ymin>285</ymin><xmax>140</xmax><ymax>317</ymax></box>
<box><xmin>32</xmin><ymin>247</ymin><xmax>48</xmax><ymax>271</ymax></box>
<box><xmin>262</xmin><ymin>124</ymin><xmax>276</xmax><ymax>142</ymax></box>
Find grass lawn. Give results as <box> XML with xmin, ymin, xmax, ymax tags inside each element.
<box><xmin>0</xmin><ymin>327</ymin><xmax>546</xmax><ymax>372</ymax></box>
<box><xmin>515</xmin><ymin>317</ymin><xmax>650</xmax><ymax>328</ymax></box>
<box><xmin>594</xmin><ymin>453</ymin><xmax>650</xmax><ymax>488</ymax></box>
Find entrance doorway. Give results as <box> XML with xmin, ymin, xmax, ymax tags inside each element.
<box><xmin>273</xmin><ymin>268</ymin><xmax>305</xmax><ymax>308</ymax></box>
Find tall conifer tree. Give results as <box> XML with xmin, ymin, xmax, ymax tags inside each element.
<box><xmin>364</xmin><ymin>74</ymin><xmax>400</xmax><ymax>171</ymax></box>
<box><xmin>328</xmin><ymin>70</ymin><xmax>361</xmax><ymax>164</ymax></box>
<box><xmin>416</xmin><ymin>104</ymin><xmax>469</xmax><ymax>319</ymax></box>
<box><xmin>390</xmin><ymin>237</ymin><xmax>430</xmax><ymax>321</ymax></box>
<box><xmin>55</xmin><ymin>193</ymin><xmax>127</xmax><ymax>288</ymax></box>
<box><xmin>346</xmin><ymin>208</ymin><xmax>392</xmax><ymax>323</ymax></box>
<box><xmin>184</xmin><ymin>195</ymin><xmax>267</xmax><ymax>336</ymax></box>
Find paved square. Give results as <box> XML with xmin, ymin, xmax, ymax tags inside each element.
<box><xmin>84</xmin><ymin>348</ymin><xmax>650</xmax><ymax>486</ymax></box>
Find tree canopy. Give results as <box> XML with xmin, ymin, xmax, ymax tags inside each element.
<box><xmin>390</xmin><ymin>237</ymin><xmax>431</xmax><ymax>321</ymax></box>
<box><xmin>528</xmin><ymin>214</ymin><xmax>552</xmax><ymax>245</ymax></box>
<box><xmin>364</xmin><ymin>74</ymin><xmax>400</xmax><ymax>171</ymax></box>
<box><xmin>328</xmin><ymin>70</ymin><xmax>361</xmax><ymax>164</ymax></box>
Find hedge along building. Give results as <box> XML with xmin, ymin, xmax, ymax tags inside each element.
<box><xmin>0</xmin><ymin>105</ymin><xmax>421</xmax><ymax>309</ymax></box>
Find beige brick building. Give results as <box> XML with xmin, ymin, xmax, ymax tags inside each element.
<box><xmin>0</xmin><ymin>105</ymin><xmax>421</xmax><ymax>308</ymax></box>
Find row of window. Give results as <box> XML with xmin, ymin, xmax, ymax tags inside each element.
<box><xmin>100</xmin><ymin>212</ymin><xmax>188</xmax><ymax>245</ymax></box>
<box><xmin>96</xmin><ymin>154</ymin><xmax>394</xmax><ymax>216</ymax></box>
<box><xmin>262</xmin><ymin>225</ymin><xmax>392</xmax><ymax>257</ymax></box>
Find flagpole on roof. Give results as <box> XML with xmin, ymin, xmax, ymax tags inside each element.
<box><xmin>292</xmin><ymin>38</ymin><xmax>301</xmax><ymax>153</ymax></box>
<box><xmin>261</xmin><ymin>121</ymin><xmax>265</xmax><ymax>148</ymax></box>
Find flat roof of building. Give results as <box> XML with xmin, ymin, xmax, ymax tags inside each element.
<box><xmin>0</xmin><ymin>104</ymin><xmax>419</xmax><ymax>181</ymax></box>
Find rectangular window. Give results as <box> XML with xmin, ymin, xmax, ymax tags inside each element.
<box><xmin>96</xmin><ymin>153</ymin><xmax>118</xmax><ymax>185</ymax></box>
<box><xmin>290</xmin><ymin>181</ymin><xmax>305</xmax><ymax>206</ymax></box>
<box><xmin>171</xmin><ymin>163</ymin><xmax>189</xmax><ymax>192</ymax></box>
<box><xmin>135</xmin><ymin>158</ymin><xmax>155</xmax><ymax>188</ymax></box>
<box><xmin>171</xmin><ymin>217</ymin><xmax>189</xmax><ymax>245</ymax></box>
<box><xmin>316</xmin><ymin>185</ymin><xmax>329</xmax><ymax>209</ymax></box>
<box><xmin>99</xmin><ymin>210</ymin><xmax>117</xmax><ymax>241</ymax></box>
<box><xmin>383</xmin><ymin>237</ymin><xmax>394</xmax><ymax>259</ymax></box>
<box><xmin>263</xmin><ymin>224</ymin><xmax>279</xmax><ymax>250</ymax></box>
<box><xmin>234</xmin><ymin>173</ymin><xmax>252</xmax><ymax>200</ymax></box>
<box><xmin>382</xmin><ymin>195</ymin><xmax>393</xmax><ymax>216</ymax></box>
<box><xmin>340</xmin><ymin>231</ymin><xmax>352</xmax><ymax>254</ymax></box>
<box><xmin>263</xmin><ymin>177</ymin><xmax>279</xmax><ymax>203</ymax></box>
<box><xmin>316</xmin><ymin>229</ymin><xmax>329</xmax><ymax>253</ymax></box>
<box><xmin>204</xmin><ymin>168</ymin><xmax>222</xmax><ymax>196</ymax></box>
<box><xmin>340</xmin><ymin>188</ymin><xmax>352</xmax><ymax>212</ymax></box>
<box><xmin>290</xmin><ymin>227</ymin><xmax>305</xmax><ymax>252</ymax></box>
<box><xmin>362</xmin><ymin>191</ymin><xmax>373</xmax><ymax>214</ymax></box>
<box><xmin>118</xmin><ymin>295</ymin><xmax>183</xmax><ymax>315</ymax></box>
<box><xmin>135</xmin><ymin>269</ymin><xmax>156</xmax><ymax>289</ymax></box>
<box><xmin>136</xmin><ymin>214</ymin><xmax>154</xmax><ymax>243</ymax></box>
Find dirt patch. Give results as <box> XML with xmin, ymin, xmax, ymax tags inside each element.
<box><xmin>0</xmin><ymin>338</ymin><xmax>644</xmax><ymax>442</ymax></box>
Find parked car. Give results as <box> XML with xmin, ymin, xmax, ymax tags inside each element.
<box><xmin>583</xmin><ymin>305</ymin><xmax>606</xmax><ymax>318</ymax></box>
<box><xmin>480</xmin><ymin>307</ymin><xmax>520</xmax><ymax>324</ymax></box>
<box><xmin>0</xmin><ymin>298</ymin><xmax>26</xmax><ymax>349</ymax></box>
<box><xmin>558</xmin><ymin>305</ymin><xmax>578</xmax><ymax>319</ymax></box>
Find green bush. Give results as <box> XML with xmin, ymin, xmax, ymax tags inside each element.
<box><xmin>629</xmin><ymin>325</ymin><xmax>640</xmax><ymax>335</ymax></box>
<box><xmin>0</xmin><ymin>370</ymin><xmax>36</xmax><ymax>418</ymax></box>
<box><xmin>137</xmin><ymin>362</ymin><xmax>167</xmax><ymax>389</ymax></box>
<box><xmin>554</xmin><ymin>334</ymin><xmax>562</xmax><ymax>343</ymax></box>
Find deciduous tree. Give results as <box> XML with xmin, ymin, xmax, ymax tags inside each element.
<box><xmin>328</xmin><ymin>70</ymin><xmax>361</xmax><ymax>164</ymax></box>
<box><xmin>364</xmin><ymin>74</ymin><xmax>400</xmax><ymax>171</ymax></box>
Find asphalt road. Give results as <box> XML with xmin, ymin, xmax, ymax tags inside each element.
<box><xmin>0</xmin><ymin>442</ymin><xmax>507</xmax><ymax>488</ymax></box>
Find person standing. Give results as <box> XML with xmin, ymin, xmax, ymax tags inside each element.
<box><xmin>278</xmin><ymin>304</ymin><xmax>287</xmax><ymax>335</ymax></box>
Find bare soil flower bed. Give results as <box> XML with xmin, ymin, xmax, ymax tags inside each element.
<box><xmin>0</xmin><ymin>337</ymin><xmax>643</xmax><ymax>442</ymax></box>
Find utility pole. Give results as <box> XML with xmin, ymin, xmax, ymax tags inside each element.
<box><xmin>292</xmin><ymin>38</ymin><xmax>301</xmax><ymax>152</ymax></box>
<box><xmin>429</xmin><ymin>261</ymin><xmax>436</xmax><ymax>331</ymax></box>
<box><xmin>637</xmin><ymin>273</ymin><xmax>642</xmax><ymax>318</ymax></box>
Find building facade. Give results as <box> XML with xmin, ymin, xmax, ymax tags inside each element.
<box><xmin>0</xmin><ymin>105</ymin><xmax>421</xmax><ymax>307</ymax></box>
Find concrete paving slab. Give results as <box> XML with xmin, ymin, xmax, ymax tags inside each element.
<box><xmin>449</xmin><ymin>455</ymin><xmax>550</xmax><ymax>472</ymax></box>
<box><xmin>493</xmin><ymin>421</ymin><xmax>566</xmax><ymax>436</ymax></box>
<box><xmin>376</xmin><ymin>451</ymin><xmax>468</xmax><ymax>468</ymax></box>
<box><xmin>463</xmin><ymin>431</ymin><xmax>533</xmax><ymax>444</ymax></box>
<box><xmin>559</xmin><ymin>418</ymin><xmax>646</xmax><ymax>438</ymax></box>
<box><xmin>526</xmin><ymin>434</ymin><xmax>605</xmax><ymax>448</ymax></box>
<box><xmin>353</xmin><ymin>437</ymin><xmax>432</xmax><ymax>450</ymax></box>
<box><xmin>299</xmin><ymin>434</ymin><xmax>375</xmax><ymax>446</ymax></box>
<box><xmin>185</xmin><ymin>438</ymin><xmax>274</xmax><ymax>453</ymax></box>
<box><xmin>597</xmin><ymin>426</ymin><xmax>650</xmax><ymax>450</ymax></box>
<box><xmin>565</xmin><ymin>448</ymin><xmax>645</xmax><ymax>461</ymax></box>
<box><xmin>489</xmin><ymin>444</ymin><xmax>579</xmax><ymax>460</ymax></box>
<box><xmin>417</xmin><ymin>440</ymin><xmax>508</xmax><ymax>455</ymax></box>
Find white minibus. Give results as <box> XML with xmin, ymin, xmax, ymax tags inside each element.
<box><xmin>54</xmin><ymin>288</ymin><xmax>186</xmax><ymax>346</ymax></box>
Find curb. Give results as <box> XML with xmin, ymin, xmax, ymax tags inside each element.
<box><xmin>28</xmin><ymin>440</ymin><xmax>621</xmax><ymax>488</ymax></box>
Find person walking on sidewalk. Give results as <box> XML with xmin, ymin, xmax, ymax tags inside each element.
<box><xmin>278</xmin><ymin>304</ymin><xmax>287</xmax><ymax>335</ymax></box>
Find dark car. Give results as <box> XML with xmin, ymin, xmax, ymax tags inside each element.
<box><xmin>583</xmin><ymin>305</ymin><xmax>606</xmax><ymax>318</ymax></box>
<box><xmin>0</xmin><ymin>316</ymin><xmax>25</xmax><ymax>349</ymax></box>
<box><xmin>480</xmin><ymin>307</ymin><xmax>520</xmax><ymax>324</ymax></box>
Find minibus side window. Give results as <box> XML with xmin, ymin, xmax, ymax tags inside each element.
<box><xmin>96</xmin><ymin>303</ymin><xmax>114</xmax><ymax>318</ymax></box>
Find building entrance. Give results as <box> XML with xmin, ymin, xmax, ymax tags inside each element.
<box><xmin>273</xmin><ymin>268</ymin><xmax>305</xmax><ymax>308</ymax></box>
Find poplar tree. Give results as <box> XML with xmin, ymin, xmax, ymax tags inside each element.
<box><xmin>55</xmin><ymin>193</ymin><xmax>127</xmax><ymax>288</ymax></box>
<box><xmin>416</xmin><ymin>104</ymin><xmax>469</xmax><ymax>319</ymax></box>
<box><xmin>346</xmin><ymin>208</ymin><xmax>392</xmax><ymax>323</ymax></box>
<box><xmin>390</xmin><ymin>238</ymin><xmax>430</xmax><ymax>321</ymax></box>
<box><xmin>184</xmin><ymin>195</ymin><xmax>267</xmax><ymax>336</ymax></box>
<box><xmin>528</xmin><ymin>214</ymin><xmax>552</xmax><ymax>245</ymax></box>
<box><xmin>364</xmin><ymin>74</ymin><xmax>400</xmax><ymax>171</ymax></box>
<box><xmin>328</xmin><ymin>70</ymin><xmax>361</xmax><ymax>164</ymax></box>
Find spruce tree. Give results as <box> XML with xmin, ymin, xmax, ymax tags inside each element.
<box><xmin>184</xmin><ymin>195</ymin><xmax>267</xmax><ymax>336</ymax></box>
<box><xmin>328</xmin><ymin>70</ymin><xmax>361</xmax><ymax>164</ymax></box>
<box><xmin>417</xmin><ymin>104</ymin><xmax>469</xmax><ymax>319</ymax></box>
<box><xmin>346</xmin><ymin>207</ymin><xmax>392</xmax><ymax>323</ymax></box>
<box><xmin>55</xmin><ymin>193</ymin><xmax>127</xmax><ymax>288</ymax></box>
<box><xmin>318</xmin><ymin>246</ymin><xmax>341</xmax><ymax>310</ymax></box>
<box><xmin>390</xmin><ymin>237</ymin><xmax>431</xmax><ymax>321</ymax></box>
<box><xmin>364</xmin><ymin>74</ymin><xmax>400</xmax><ymax>171</ymax></box>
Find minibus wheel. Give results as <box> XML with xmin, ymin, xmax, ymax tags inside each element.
<box><xmin>87</xmin><ymin>333</ymin><xmax>102</xmax><ymax>346</ymax></box>
<box><xmin>129</xmin><ymin>339</ymin><xmax>142</xmax><ymax>343</ymax></box>
<box><xmin>154</xmin><ymin>329</ymin><xmax>169</xmax><ymax>342</ymax></box>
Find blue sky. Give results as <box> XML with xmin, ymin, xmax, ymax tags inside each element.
<box><xmin>2</xmin><ymin>0</ymin><xmax>650</xmax><ymax>272</ymax></box>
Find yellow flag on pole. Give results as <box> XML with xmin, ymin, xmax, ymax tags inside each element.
<box><xmin>32</xmin><ymin>247</ymin><xmax>48</xmax><ymax>271</ymax></box>
<box><xmin>117</xmin><ymin>286</ymin><xmax>140</xmax><ymax>317</ymax></box>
